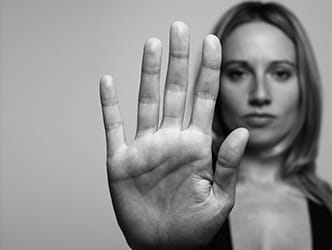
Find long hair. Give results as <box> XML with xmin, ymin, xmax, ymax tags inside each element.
<box><xmin>211</xmin><ymin>1</ymin><xmax>332</xmax><ymax>212</ymax></box>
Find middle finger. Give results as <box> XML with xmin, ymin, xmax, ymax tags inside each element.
<box><xmin>160</xmin><ymin>21</ymin><xmax>190</xmax><ymax>129</ymax></box>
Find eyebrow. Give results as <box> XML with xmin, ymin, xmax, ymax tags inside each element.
<box><xmin>223</xmin><ymin>60</ymin><xmax>296</xmax><ymax>68</ymax></box>
<box><xmin>269</xmin><ymin>60</ymin><xmax>296</xmax><ymax>68</ymax></box>
<box><xmin>223</xmin><ymin>60</ymin><xmax>250</xmax><ymax>68</ymax></box>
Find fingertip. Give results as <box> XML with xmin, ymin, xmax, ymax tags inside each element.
<box><xmin>202</xmin><ymin>35</ymin><xmax>222</xmax><ymax>69</ymax></box>
<box><xmin>171</xmin><ymin>21</ymin><xmax>189</xmax><ymax>33</ymax></box>
<box><xmin>100</xmin><ymin>75</ymin><xmax>118</xmax><ymax>106</ymax></box>
<box><xmin>100</xmin><ymin>75</ymin><xmax>113</xmax><ymax>88</ymax></box>
<box><xmin>217</xmin><ymin>127</ymin><xmax>249</xmax><ymax>167</ymax></box>
<box><xmin>225</xmin><ymin>127</ymin><xmax>250</xmax><ymax>149</ymax></box>
<box><xmin>145</xmin><ymin>37</ymin><xmax>162</xmax><ymax>52</ymax></box>
<box><xmin>170</xmin><ymin>21</ymin><xmax>190</xmax><ymax>50</ymax></box>
<box><xmin>205</xmin><ymin>34</ymin><xmax>221</xmax><ymax>50</ymax></box>
<box><xmin>234</xmin><ymin>127</ymin><xmax>250</xmax><ymax>142</ymax></box>
<box><xmin>142</xmin><ymin>38</ymin><xmax>163</xmax><ymax>74</ymax></box>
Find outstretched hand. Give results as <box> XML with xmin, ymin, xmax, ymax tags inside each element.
<box><xmin>100</xmin><ymin>21</ymin><xmax>249</xmax><ymax>249</ymax></box>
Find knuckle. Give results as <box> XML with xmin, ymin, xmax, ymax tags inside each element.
<box><xmin>217</xmin><ymin>155</ymin><xmax>233</xmax><ymax>169</ymax></box>
<box><xmin>222</xmin><ymin>194</ymin><xmax>235</xmax><ymax>211</ymax></box>
<box><xmin>104</xmin><ymin>121</ymin><xmax>123</xmax><ymax>131</ymax></box>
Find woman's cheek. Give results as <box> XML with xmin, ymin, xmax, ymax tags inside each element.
<box><xmin>220</xmin><ymin>84</ymin><xmax>245</xmax><ymax>129</ymax></box>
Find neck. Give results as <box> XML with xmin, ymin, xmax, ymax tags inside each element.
<box><xmin>237</xmin><ymin>152</ymin><xmax>285</xmax><ymax>186</ymax></box>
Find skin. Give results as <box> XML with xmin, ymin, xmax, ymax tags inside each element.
<box><xmin>220</xmin><ymin>22</ymin><xmax>300</xmax><ymax>152</ymax></box>
<box><xmin>100</xmin><ymin>22</ymin><xmax>249</xmax><ymax>249</ymax></box>
<box><xmin>220</xmin><ymin>22</ymin><xmax>311</xmax><ymax>250</ymax></box>
<box><xmin>100</xmin><ymin>20</ymin><xmax>312</xmax><ymax>250</ymax></box>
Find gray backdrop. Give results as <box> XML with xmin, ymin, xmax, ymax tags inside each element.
<box><xmin>1</xmin><ymin>0</ymin><xmax>331</xmax><ymax>249</ymax></box>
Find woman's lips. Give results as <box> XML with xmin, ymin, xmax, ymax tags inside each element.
<box><xmin>242</xmin><ymin>113</ymin><xmax>276</xmax><ymax>127</ymax></box>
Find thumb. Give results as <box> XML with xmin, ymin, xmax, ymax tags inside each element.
<box><xmin>213</xmin><ymin>127</ymin><xmax>249</xmax><ymax>198</ymax></box>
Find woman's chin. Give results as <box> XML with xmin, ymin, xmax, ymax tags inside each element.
<box><xmin>246</xmin><ymin>135</ymin><xmax>282</xmax><ymax>153</ymax></box>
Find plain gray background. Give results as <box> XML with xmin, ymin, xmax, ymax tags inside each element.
<box><xmin>1</xmin><ymin>0</ymin><xmax>331</xmax><ymax>249</ymax></box>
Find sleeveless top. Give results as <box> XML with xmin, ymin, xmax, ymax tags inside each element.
<box><xmin>208</xmin><ymin>198</ymin><xmax>332</xmax><ymax>250</ymax></box>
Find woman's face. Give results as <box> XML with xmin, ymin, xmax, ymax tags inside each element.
<box><xmin>220</xmin><ymin>21</ymin><xmax>300</xmax><ymax>150</ymax></box>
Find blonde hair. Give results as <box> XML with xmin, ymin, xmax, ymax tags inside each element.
<box><xmin>211</xmin><ymin>1</ymin><xmax>332</xmax><ymax>212</ymax></box>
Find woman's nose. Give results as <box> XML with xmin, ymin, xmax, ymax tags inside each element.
<box><xmin>248</xmin><ymin>77</ymin><xmax>271</xmax><ymax>106</ymax></box>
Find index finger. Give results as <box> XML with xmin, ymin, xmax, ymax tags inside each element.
<box><xmin>190</xmin><ymin>35</ymin><xmax>222</xmax><ymax>133</ymax></box>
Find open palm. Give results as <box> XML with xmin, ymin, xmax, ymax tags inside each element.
<box><xmin>100</xmin><ymin>22</ymin><xmax>249</xmax><ymax>249</ymax></box>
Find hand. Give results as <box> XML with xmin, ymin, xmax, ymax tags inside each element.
<box><xmin>100</xmin><ymin>21</ymin><xmax>249</xmax><ymax>250</ymax></box>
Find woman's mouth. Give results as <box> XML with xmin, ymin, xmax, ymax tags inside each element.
<box><xmin>242</xmin><ymin>113</ymin><xmax>276</xmax><ymax>127</ymax></box>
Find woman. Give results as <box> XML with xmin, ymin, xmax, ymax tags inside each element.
<box><xmin>209</xmin><ymin>2</ymin><xmax>332</xmax><ymax>250</ymax></box>
<box><xmin>99</xmin><ymin>1</ymin><xmax>332</xmax><ymax>249</ymax></box>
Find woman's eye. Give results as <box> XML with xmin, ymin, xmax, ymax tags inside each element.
<box><xmin>272</xmin><ymin>69</ymin><xmax>292</xmax><ymax>81</ymax></box>
<box><xmin>226</xmin><ymin>69</ymin><xmax>248</xmax><ymax>82</ymax></box>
